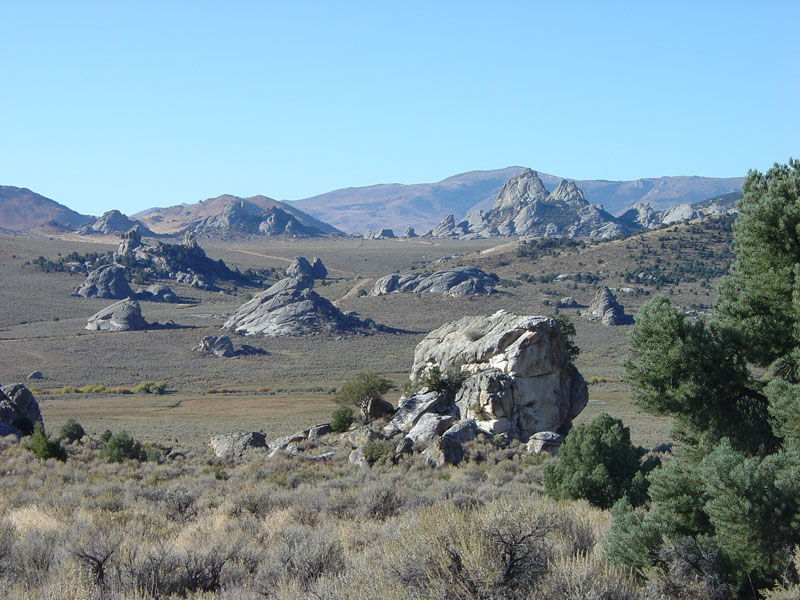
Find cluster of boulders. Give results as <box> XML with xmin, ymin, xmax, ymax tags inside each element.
<box><xmin>71</xmin><ymin>263</ymin><xmax>180</xmax><ymax>302</ymax></box>
<box><xmin>369</xmin><ymin>266</ymin><xmax>497</xmax><ymax>297</ymax></box>
<box><xmin>77</xmin><ymin>210</ymin><xmax>155</xmax><ymax>236</ymax></box>
<box><xmin>193</xmin><ymin>200</ymin><xmax>328</xmax><ymax>237</ymax></box>
<box><xmin>0</xmin><ymin>384</ymin><xmax>44</xmax><ymax>437</ymax></box>
<box><xmin>210</xmin><ymin>310</ymin><xmax>588</xmax><ymax>466</ymax></box>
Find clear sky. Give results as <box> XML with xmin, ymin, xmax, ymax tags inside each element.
<box><xmin>1</xmin><ymin>1</ymin><xmax>798</xmax><ymax>216</ymax></box>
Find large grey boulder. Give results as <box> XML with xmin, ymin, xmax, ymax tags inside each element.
<box><xmin>209</xmin><ymin>431</ymin><xmax>267</xmax><ymax>459</ymax></box>
<box><xmin>369</xmin><ymin>266</ymin><xmax>496</xmax><ymax>297</ymax></box>
<box><xmin>222</xmin><ymin>275</ymin><xmax>381</xmax><ymax>337</ymax></box>
<box><xmin>117</xmin><ymin>225</ymin><xmax>143</xmax><ymax>256</ymax></box>
<box><xmin>525</xmin><ymin>431</ymin><xmax>565</xmax><ymax>456</ymax></box>
<box><xmin>85</xmin><ymin>298</ymin><xmax>147</xmax><ymax>331</ymax></box>
<box><xmin>286</xmin><ymin>257</ymin><xmax>314</xmax><ymax>278</ymax></box>
<box><xmin>193</xmin><ymin>335</ymin><xmax>235</xmax><ymax>358</ymax></box>
<box><xmin>426</xmin><ymin>214</ymin><xmax>471</xmax><ymax>238</ymax></box>
<box><xmin>410</xmin><ymin>311</ymin><xmax>587</xmax><ymax>440</ymax></box>
<box><xmin>581</xmin><ymin>287</ymin><xmax>632</xmax><ymax>326</ymax></box>
<box><xmin>422</xmin><ymin>435</ymin><xmax>464</xmax><ymax>467</ymax></box>
<box><xmin>0</xmin><ymin>384</ymin><xmax>44</xmax><ymax>433</ymax></box>
<box><xmin>72</xmin><ymin>264</ymin><xmax>134</xmax><ymax>299</ymax></box>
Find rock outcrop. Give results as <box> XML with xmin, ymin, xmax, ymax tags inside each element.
<box><xmin>557</xmin><ymin>297</ymin><xmax>582</xmax><ymax>308</ymax></box>
<box><xmin>581</xmin><ymin>287</ymin><xmax>632</xmax><ymax>326</ymax></box>
<box><xmin>0</xmin><ymin>384</ymin><xmax>44</xmax><ymax>435</ymax></box>
<box><xmin>223</xmin><ymin>276</ymin><xmax>383</xmax><ymax>337</ymax></box>
<box><xmin>403</xmin><ymin>226</ymin><xmax>417</xmax><ymax>238</ymax></box>
<box><xmin>209</xmin><ymin>431</ymin><xmax>267</xmax><ymax>459</ymax></box>
<box><xmin>369</xmin><ymin>266</ymin><xmax>497</xmax><ymax>297</ymax></box>
<box><xmin>364</xmin><ymin>228</ymin><xmax>395</xmax><ymax>240</ymax></box>
<box><xmin>286</xmin><ymin>256</ymin><xmax>327</xmax><ymax>279</ymax></box>
<box><xmin>407</xmin><ymin>311</ymin><xmax>588</xmax><ymax>439</ymax></box>
<box><xmin>85</xmin><ymin>298</ymin><xmax>147</xmax><ymax>331</ymax></box>
<box><xmin>78</xmin><ymin>210</ymin><xmax>154</xmax><ymax>236</ymax></box>
<box><xmin>192</xmin><ymin>335</ymin><xmax>268</xmax><ymax>358</ymax></box>
<box><xmin>72</xmin><ymin>264</ymin><xmax>134</xmax><ymax>299</ymax></box>
<box><xmin>193</xmin><ymin>335</ymin><xmax>235</xmax><ymax>358</ymax></box>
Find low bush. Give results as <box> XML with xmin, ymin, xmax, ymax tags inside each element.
<box><xmin>362</xmin><ymin>440</ymin><xmax>394</xmax><ymax>465</ymax></box>
<box><xmin>134</xmin><ymin>381</ymin><xmax>167</xmax><ymax>394</ymax></box>
<box><xmin>100</xmin><ymin>431</ymin><xmax>144</xmax><ymax>462</ymax></box>
<box><xmin>330</xmin><ymin>406</ymin><xmax>354</xmax><ymax>433</ymax></box>
<box><xmin>58</xmin><ymin>419</ymin><xmax>85</xmax><ymax>442</ymax></box>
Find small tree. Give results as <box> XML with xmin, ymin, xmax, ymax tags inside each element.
<box><xmin>543</xmin><ymin>413</ymin><xmax>648</xmax><ymax>509</ymax></box>
<box><xmin>334</xmin><ymin>371</ymin><xmax>392</xmax><ymax>422</ymax></box>
<box><xmin>59</xmin><ymin>418</ymin><xmax>85</xmax><ymax>443</ymax></box>
<box><xmin>25</xmin><ymin>423</ymin><xmax>66</xmax><ymax>462</ymax></box>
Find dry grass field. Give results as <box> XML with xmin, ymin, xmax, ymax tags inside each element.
<box><xmin>0</xmin><ymin>219</ymin><xmax>730</xmax><ymax>450</ymax></box>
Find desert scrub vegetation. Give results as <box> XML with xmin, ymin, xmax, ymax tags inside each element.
<box><xmin>0</xmin><ymin>427</ymin><xmax>644</xmax><ymax>600</ymax></box>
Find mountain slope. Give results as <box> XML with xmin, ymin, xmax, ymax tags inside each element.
<box><xmin>0</xmin><ymin>186</ymin><xmax>91</xmax><ymax>231</ymax></box>
<box><xmin>134</xmin><ymin>194</ymin><xmax>340</xmax><ymax>236</ymax></box>
<box><xmin>290</xmin><ymin>168</ymin><xmax>744</xmax><ymax>233</ymax></box>
<box><xmin>290</xmin><ymin>167</ymin><xmax>525</xmax><ymax>234</ymax></box>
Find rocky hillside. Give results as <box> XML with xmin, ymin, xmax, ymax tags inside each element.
<box><xmin>428</xmin><ymin>169</ymin><xmax>633</xmax><ymax>240</ymax></box>
<box><xmin>0</xmin><ymin>186</ymin><xmax>91</xmax><ymax>231</ymax></box>
<box><xmin>134</xmin><ymin>194</ymin><xmax>340</xmax><ymax>236</ymax></box>
<box><xmin>290</xmin><ymin>168</ymin><xmax>743</xmax><ymax>233</ymax></box>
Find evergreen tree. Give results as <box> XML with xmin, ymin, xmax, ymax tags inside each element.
<box><xmin>610</xmin><ymin>160</ymin><xmax>800</xmax><ymax>597</ymax></box>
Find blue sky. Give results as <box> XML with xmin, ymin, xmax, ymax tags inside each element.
<box><xmin>1</xmin><ymin>1</ymin><xmax>797</xmax><ymax>216</ymax></box>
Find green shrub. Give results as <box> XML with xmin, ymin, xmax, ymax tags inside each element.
<box><xmin>58</xmin><ymin>418</ymin><xmax>85</xmax><ymax>442</ymax></box>
<box><xmin>100</xmin><ymin>431</ymin><xmax>144</xmax><ymax>462</ymax></box>
<box><xmin>334</xmin><ymin>371</ymin><xmax>392</xmax><ymax>421</ymax></box>
<box><xmin>99</xmin><ymin>429</ymin><xmax>113</xmax><ymax>443</ymax></box>
<box><xmin>142</xmin><ymin>442</ymin><xmax>166</xmax><ymax>463</ymax></box>
<box><xmin>133</xmin><ymin>381</ymin><xmax>167</xmax><ymax>394</ymax></box>
<box><xmin>330</xmin><ymin>406</ymin><xmax>355</xmax><ymax>433</ymax></box>
<box><xmin>543</xmin><ymin>413</ymin><xmax>647</xmax><ymax>509</ymax></box>
<box><xmin>363</xmin><ymin>440</ymin><xmax>394</xmax><ymax>465</ymax></box>
<box><xmin>25</xmin><ymin>423</ymin><xmax>66</xmax><ymax>461</ymax></box>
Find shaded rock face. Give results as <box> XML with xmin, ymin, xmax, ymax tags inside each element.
<box><xmin>222</xmin><ymin>276</ymin><xmax>380</xmax><ymax>337</ymax></box>
<box><xmin>78</xmin><ymin>210</ymin><xmax>153</xmax><ymax>236</ymax></box>
<box><xmin>369</xmin><ymin>266</ymin><xmax>497</xmax><ymax>297</ymax></box>
<box><xmin>403</xmin><ymin>226</ymin><xmax>417</xmax><ymax>238</ymax></box>
<box><xmin>410</xmin><ymin>311</ymin><xmax>588</xmax><ymax>440</ymax></box>
<box><xmin>209</xmin><ymin>431</ymin><xmax>267</xmax><ymax>459</ymax></box>
<box><xmin>428</xmin><ymin>169</ymin><xmax>630</xmax><ymax>240</ymax></box>
<box><xmin>582</xmin><ymin>287</ymin><xmax>631</xmax><ymax>326</ymax></box>
<box><xmin>72</xmin><ymin>264</ymin><xmax>134</xmax><ymax>299</ymax></box>
<box><xmin>0</xmin><ymin>384</ymin><xmax>44</xmax><ymax>434</ymax></box>
<box><xmin>86</xmin><ymin>298</ymin><xmax>147</xmax><ymax>331</ymax></box>
<box><xmin>286</xmin><ymin>256</ymin><xmax>327</xmax><ymax>279</ymax></box>
<box><xmin>193</xmin><ymin>335</ymin><xmax>235</xmax><ymax>358</ymax></box>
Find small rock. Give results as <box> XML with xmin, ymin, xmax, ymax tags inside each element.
<box><xmin>406</xmin><ymin>414</ymin><xmax>455</xmax><ymax>447</ymax></box>
<box><xmin>525</xmin><ymin>431</ymin><xmax>565</xmax><ymax>456</ymax></box>
<box><xmin>307</xmin><ymin>423</ymin><xmax>332</xmax><ymax>442</ymax></box>
<box><xmin>193</xmin><ymin>335</ymin><xmax>235</xmax><ymax>358</ymax></box>
<box><xmin>349</xmin><ymin>446</ymin><xmax>369</xmax><ymax>467</ymax></box>
<box><xmin>423</xmin><ymin>436</ymin><xmax>464</xmax><ymax>467</ymax></box>
<box><xmin>27</xmin><ymin>371</ymin><xmax>43</xmax><ymax>381</ymax></box>
<box><xmin>364</xmin><ymin>396</ymin><xmax>395</xmax><ymax>421</ymax></box>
